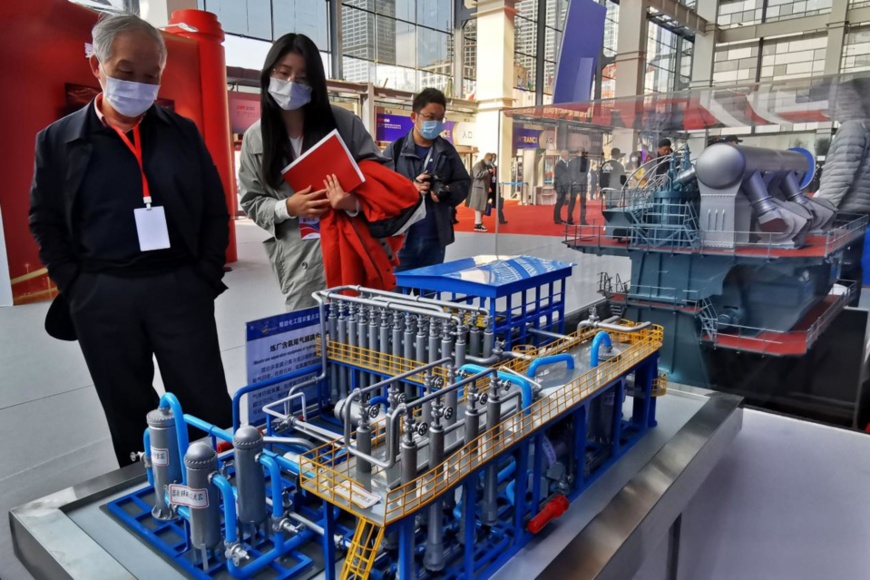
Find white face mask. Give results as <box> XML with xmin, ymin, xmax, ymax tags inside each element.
<box><xmin>269</xmin><ymin>77</ymin><xmax>312</xmax><ymax>111</ymax></box>
<box><xmin>102</xmin><ymin>73</ymin><xmax>160</xmax><ymax>118</ymax></box>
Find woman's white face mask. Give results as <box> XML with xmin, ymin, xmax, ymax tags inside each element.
<box><xmin>268</xmin><ymin>77</ymin><xmax>312</xmax><ymax>111</ymax></box>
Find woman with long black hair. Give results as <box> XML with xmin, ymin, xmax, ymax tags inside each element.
<box><xmin>239</xmin><ymin>33</ymin><xmax>386</xmax><ymax>311</ymax></box>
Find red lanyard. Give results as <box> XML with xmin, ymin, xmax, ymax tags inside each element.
<box><xmin>111</xmin><ymin>124</ymin><xmax>152</xmax><ymax>207</ymax></box>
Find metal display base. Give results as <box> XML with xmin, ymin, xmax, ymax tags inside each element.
<box><xmin>10</xmin><ymin>391</ymin><xmax>742</xmax><ymax>580</ymax></box>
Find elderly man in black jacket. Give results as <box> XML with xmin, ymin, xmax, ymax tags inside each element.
<box><xmin>29</xmin><ymin>14</ymin><xmax>232</xmax><ymax>466</ymax></box>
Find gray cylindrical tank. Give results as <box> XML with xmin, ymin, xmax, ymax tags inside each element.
<box><xmin>184</xmin><ymin>443</ymin><xmax>222</xmax><ymax>550</ymax></box>
<box><xmin>233</xmin><ymin>425</ymin><xmax>267</xmax><ymax>527</ymax></box>
<box><xmin>695</xmin><ymin>144</ymin><xmax>810</xmax><ymax>189</ymax></box>
<box><xmin>147</xmin><ymin>407</ymin><xmax>183</xmax><ymax>520</ymax></box>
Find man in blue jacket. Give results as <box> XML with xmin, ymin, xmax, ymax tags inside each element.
<box><xmin>385</xmin><ymin>88</ymin><xmax>471</xmax><ymax>271</ymax></box>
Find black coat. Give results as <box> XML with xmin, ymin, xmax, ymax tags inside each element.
<box><xmin>384</xmin><ymin>133</ymin><xmax>470</xmax><ymax>247</ymax></box>
<box><xmin>29</xmin><ymin>102</ymin><xmax>229</xmax><ymax>339</ymax></box>
<box><xmin>554</xmin><ymin>159</ymin><xmax>570</xmax><ymax>189</ymax></box>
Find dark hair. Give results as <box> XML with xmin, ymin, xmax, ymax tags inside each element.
<box><xmin>260</xmin><ymin>33</ymin><xmax>336</xmax><ymax>189</ymax></box>
<box><xmin>412</xmin><ymin>88</ymin><xmax>447</xmax><ymax>114</ymax></box>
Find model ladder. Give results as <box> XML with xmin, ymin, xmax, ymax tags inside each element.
<box><xmin>340</xmin><ymin>519</ymin><xmax>384</xmax><ymax>580</ymax></box>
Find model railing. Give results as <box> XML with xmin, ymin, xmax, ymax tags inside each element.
<box><xmin>566</xmin><ymin>207</ymin><xmax>867</xmax><ymax>259</ymax></box>
<box><xmin>299</xmin><ymin>324</ymin><xmax>664</xmax><ymax>526</ymax></box>
<box><xmin>701</xmin><ymin>281</ymin><xmax>854</xmax><ymax>354</ymax></box>
<box><xmin>381</xmin><ymin>326</ymin><xmax>663</xmax><ymax>523</ymax></box>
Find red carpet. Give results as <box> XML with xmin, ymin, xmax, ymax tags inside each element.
<box><xmin>453</xmin><ymin>200</ymin><xmax>606</xmax><ymax>236</ymax></box>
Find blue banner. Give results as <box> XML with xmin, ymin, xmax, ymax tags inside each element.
<box><xmin>553</xmin><ymin>0</ymin><xmax>607</xmax><ymax>104</ymax></box>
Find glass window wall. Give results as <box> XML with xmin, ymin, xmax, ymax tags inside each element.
<box><xmin>341</xmin><ymin>0</ymin><xmax>454</xmax><ymax>94</ymax></box>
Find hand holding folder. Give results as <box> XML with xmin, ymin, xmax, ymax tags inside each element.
<box><xmin>281</xmin><ymin>129</ymin><xmax>366</xmax><ymax>193</ymax></box>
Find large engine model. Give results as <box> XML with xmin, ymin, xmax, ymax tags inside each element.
<box><xmin>569</xmin><ymin>144</ymin><xmax>866</xmax><ymax>387</ymax></box>
<box><xmin>109</xmin><ymin>260</ymin><xmax>665</xmax><ymax>580</ymax></box>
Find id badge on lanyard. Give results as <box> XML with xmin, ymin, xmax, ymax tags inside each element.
<box><xmin>422</xmin><ymin>148</ymin><xmax>436</xmax><ymax>176</ymax></box>
<box><xmin>113</xmin><ymin>124</ymin><xmax>171</xmax><ymax>252</ymax></box>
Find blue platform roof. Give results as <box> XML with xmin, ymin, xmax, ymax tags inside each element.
<box><xmin>395</xmin><ymin>255</ymin><xmax>575</xmax><ymax>298</ymax></box>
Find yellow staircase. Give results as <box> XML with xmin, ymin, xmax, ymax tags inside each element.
<box><xmin>339</xmin><ymin>519</ymin><xmax>384</xmax><ymax>580</ymax></box>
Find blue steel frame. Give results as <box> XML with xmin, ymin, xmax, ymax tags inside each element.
<box><xmin>342</xmin><ymin>353</ymin><xmax>660</xmax><ymax>580</ymax></box>
<box><xmin>395</xmin><ymin>257</ymin><xmax>574</xmax><ymax>348</ymax></box>
<box><xmin>107</xmin><ymin>388</ymin><xmax>354</xmax><ymax>580</ymax></box>
<box><xmin>105</xmin><ymin>272</ymin><xmax>660</xmax><ymax>580</ymax></box>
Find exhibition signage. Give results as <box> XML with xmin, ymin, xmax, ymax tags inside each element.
<box><xmin>553</xmin><ymin>0</ymin><xmax>606</xmax><ymax>104</ymax></box>
<box><xmin>376</xmin><ymin>107</ymin><xmax>475</xmax><ymax>146</ymax></box>
<box><xmin>245</xmin><ymin>307</ymin><xmax>321</xmax><ymax>425</ymax></box>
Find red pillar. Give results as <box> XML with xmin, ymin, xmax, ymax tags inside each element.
<box><xmin>167</xmin><ymin>9</ymin><xmax>238</xmax><ymax>263</ymax></box>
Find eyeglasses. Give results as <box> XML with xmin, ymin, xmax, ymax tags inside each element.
<box><xmin>418</xmin><ymin>112</ymin><xmax>446</xmax><ymax>122</ymax></box>
<box><xmin>271</xmin><ymin>68</ymin><xmax>309</xmax><ymax>85</ymax></box>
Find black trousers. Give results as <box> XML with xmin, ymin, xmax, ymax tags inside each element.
<box><xmin>487</xmin><ymin>188</ymin><xmax>507</xmax><ymax>223</ymax></box>
<box><xmin>571</xmin><ymin>182</ymin><xmax>587</xmax><ymax>224</ymax></box>
<box><xmin>554</xmin><ymin>185</ymin><xmax>573</xmax><ymax>222</ymax></box>
<box><xmin>69</xmin><ymin>266</ymin><xmax>232</xmax><ymax>467</ymax></box>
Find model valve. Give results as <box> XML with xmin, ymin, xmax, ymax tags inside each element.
<box><xmin>225</xmin><ymin>542</ymin><xmax>250</xmax><ymax>566</ymax></box>
<box><xmin>527</xmin><ymin>494</ymin><xmax>570</xmax><ymax>534</ymax></box>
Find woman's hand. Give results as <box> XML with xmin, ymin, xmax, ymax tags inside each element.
<box><xmin>324</xmin><ymin>174</ymin><xmax>359</xmax><ymax>212</ymax></box>
<box><xmin>286</xmin><ymin>186</ymin><xmax>330</xmax><ymax>218</ymax></box>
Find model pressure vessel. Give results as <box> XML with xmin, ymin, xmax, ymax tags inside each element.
<box><xmin>233</xmin><ymin>425</ymin><xmax>267</xmax><ymax>528</ymax></box>
<box><xmin>147</xmin><ymin>406</ymin><xmax>183</xmax><ymax>520</ymax></box>
<box><xmin>184</xmin><ymin>443</ymin><xmax>222</xmax><ymax>551</ymax></box>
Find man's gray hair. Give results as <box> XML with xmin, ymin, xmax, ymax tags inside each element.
<box><xmin>92</xmin><ymin>13</ymin><xmax>167</xmax><ymax>67</ymax></box>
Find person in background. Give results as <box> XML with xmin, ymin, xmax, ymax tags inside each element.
<box><xmin>487</xmin><ymin>152</ymin><xmax>508</xmax><ymax>224</ymax></box>
<box><xmin>469</xmin><ymin>153</ymin><xmax>494</xmax><ymax>231</ymax></box>
<box><xmin>553</xmin><ymin>150</ymin><xmax>572</xmax><ymax>224</ymax></box>
<box><xmin>29</xmin><ymin>14</ymin><xmax>232</xmax><ymax>466</ymax></box>
<box><xmin>239</xmin><ymin>33</ymin><xmax>385</xmax><ymax>310</ymax></box>
<box><xmin>589</xmin><ymin>161</ymin><xmax>599</xmax><ymax>200</ymax></box>
<box><xmin>568</xmin><ymin>148</ymin><xmax>590</xmax><ymax>225</ymax></box>
<box><xmin>385</xmin><ymin>88</ymin><xmax>470</xmax><ymax>265</ymax></box>
<box><xmin>599</xmin><ymin>148</ymin><xmax>626</xmax><ymax>207</ymax></box>
<box><xmin>814</xmin><ymin>119</ymin><xmax>870</xmax><ymax>305</ymax></box>
<box><xmin>655</xmin><ymin>138</ymin><xmax>673</xmax><ymax>176</ymax></box>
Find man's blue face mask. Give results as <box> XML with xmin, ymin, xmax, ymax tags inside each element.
<box><xmin>420</xmin><ymin>120</ymin><xmax>445</xmax><ymax>140</ymax></box>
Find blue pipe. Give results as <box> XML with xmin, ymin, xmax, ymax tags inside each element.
<box><xmin>526</xmin><ymin>353</ymin><xmax>575</xmax><ymax>378</ymax></box>
<box><xmin>143</xmin><ymin>428</ymin><xmax>154</xmax><ymax>486</ymax></box>
<box><xmin>212</xmin><ymin>474</ymin><xmax>238</xmax><ymax>544</ymax></box>
<box><xmin>231</xmin><ymin>364</ymin><xmax>322</xmax><ymax>430</ymax></box>
<box><xmin>458</xmin><ymin>364</ymin><xmax>533</xmax><ymax>410</ymax></box>
<box><xmin>506</xmin><ymin>480</ymin><xmax>516</xmax><ymax>506</ymax></box>
<box><xmin>368</xmin><ymin>395</ymin><xmax>389</xmax><ymax>409</ymax></box>
<box><xmin>183</xmin><ymin>414</ymin><xmax>233</xmax><ymax>443</ymax></box>
<box><xmin>158</xmin><ymin>394</ymin><xmax>189</xmax><ymax>481</ymax></box>
<box><xmin>453</xmin><ymin>459</ymin><xmax>516</xmax><ymax>519</ymax></box>
<box><xmin>259</xmin><ymin>455</ymin><xmax>284</xmax><ymax>519</ymax></box>
<box><xmin>230</xmin><ymin>528</ymin><xmax>314</xmax><ymax>578</ymax></box>
<box><xmin>590</xmin><ymin>331</ymin><xmax>613</xmax><ymax>368</ymax></box>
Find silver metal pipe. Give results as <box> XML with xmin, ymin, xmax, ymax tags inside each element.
<box><xmin>368</xmin><ymin>295</ymin><xmax>444</xmax><ymax>314</ymax></box>
<box><xmin>318</xmin><ymin>290</ymin><xmax>462</xmax><ymax>325</ymax></box>
<box><xmin>578</xmin><ymin>319</ymin><xmax>651</xmax><ymax>333</ymax></box>
<box><xmin>527</xmin><ymin>327</ymin><xmax>570</xmax><ymax>340</ymax></box>
<box><xmin>465</xmin><ymin>353</ymin><xmax>501</xmax><ymax>365</ymax></box>
<box><xmin>341</xmin><ymin>286</ymin><xmax>488</xmax><ymax>316</ymax></box>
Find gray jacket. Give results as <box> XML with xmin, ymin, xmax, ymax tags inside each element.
<box><xmin>816</xmin><ymin>120</ymin><xmax>870</xmax><ymax>215</ymax></box>
<box><xmin>239</xmin><ymin>106</ymin><xmax>386</xmax><ymax>311</ymax></box>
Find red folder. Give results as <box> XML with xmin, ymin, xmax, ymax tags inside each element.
<box><xmin>281</xmin><ymin>129</ymin><xmax>366</xmax><ymax>193</ymax></box>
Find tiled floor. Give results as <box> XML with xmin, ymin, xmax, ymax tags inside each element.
<box><xmin>0</xmin><ymin>220</ymin><xmax>629</xmax><ymax>580</ymax></box>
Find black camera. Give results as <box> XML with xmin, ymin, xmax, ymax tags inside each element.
<box><xmin>423</xmin><ymin>174</ymin><xmax>450</xmax><ymax>200</ymax></box>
